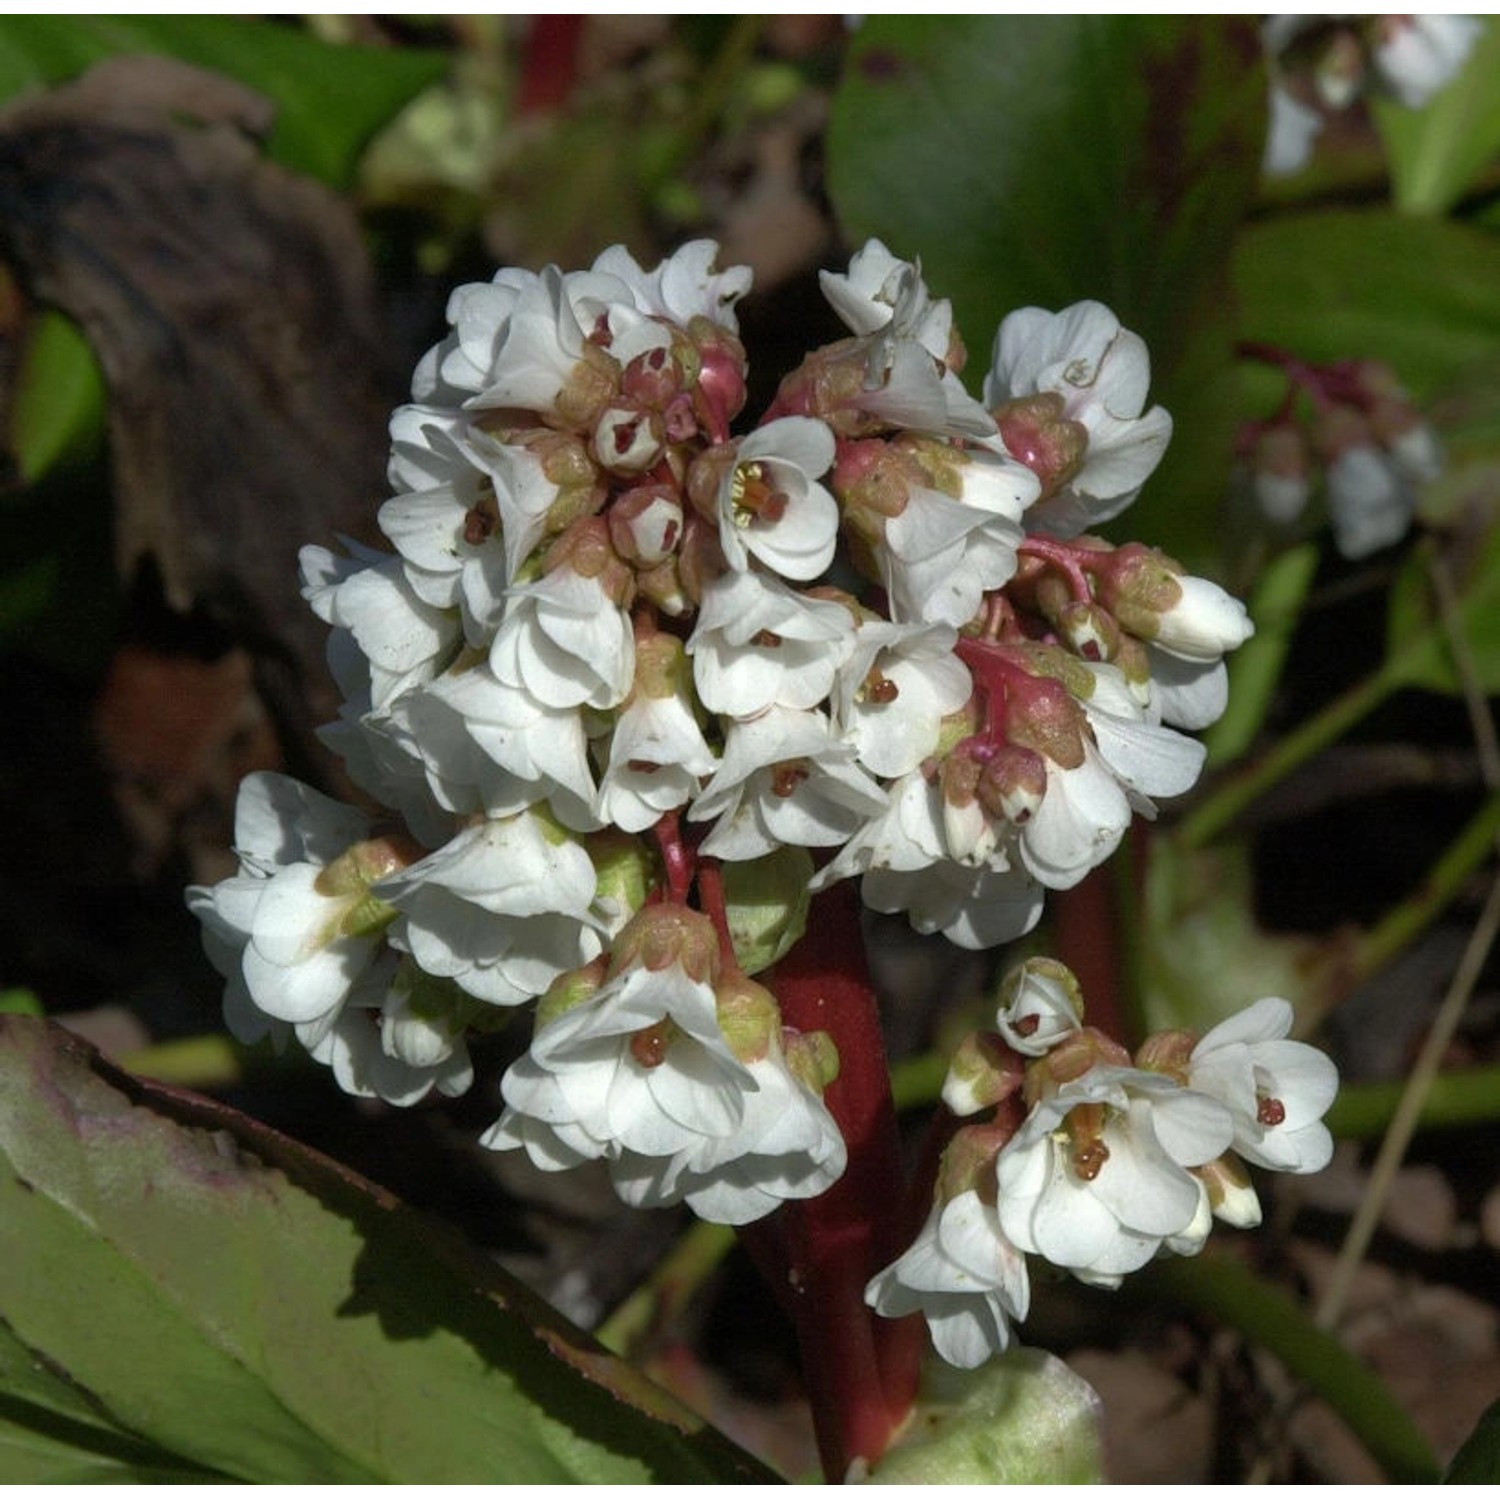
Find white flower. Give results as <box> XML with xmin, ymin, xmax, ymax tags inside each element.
<box><xmin>689</xmin><ymin>567</ymin><xmax>855</xmax><ymax>717</ymax></box>
<box><xmin>831</xmin><ymin>618</ymin><xmax>971</xmax><ymax>779</ymax></box>
<box><xmin>301</xmin><ymin>544</ymin><xmax>461</xmax><ymax>712</ymax></box>
<box><xmin>413</xmin><ymin>266</ymin><xmax>541</xmax><ymax>404</ymax></box>
<box><xmin>374</xmin><ymin>813</ymin><xmax>603</xmax><ymax>1007</ymax></box>
<box><xmin>997</xmin><ymin>1066</ymin><xmax>1234</xmax><ymax>1286</ymax></box>
<box><xmin>986</xmin><ymin>301</ymin><xmax>1172</xmax><ymax>537</ymax></box>
<box><xmin>1188</xmin><ymin>997</ymin><xmax>1338</xmax><ymax>1174</ymax></box>
<box><xmin>1372</xmin><ymin>15</ymin><xmax>1482</xmax><ymax>109</ymax></box>
<box><xmin>300</xmin><ymin>960</ymin><xmax>476</xmax><ymax>1107</ymax></box>
<box><xmin>1326</xmin><ymin>444</ymin><xmax>1415</xmax><ymax>559</ymax></box>
<box><xmin>1149</xmin><ymin>575</ymin><xmax>1255</xmax><ymax>664</ymax></box>
<box><xmin>421</xmin><ymin>664</ymin><xmax>599</xmax><ymax>829</ymax></box>
<box><xmin>490</xmin><ymin>564</ymin><xmax>634</xmax><ymax>711</ymax></box>
<box><xmin>592</xmin><ymin>239</ymin><xmax>752</xmax><ymax>332</ymax></box>
<box><xmin>820</xmin><ymin>239</ymin><xmax>995</xmax><ymax>438</ymax></box>
<box><xmin>595</xmin><ymin>650</ymin><xmax>719</xmax><ymax>834</ymax></box>
<box><xmin>483</xmin><ymin>912</ymin><xmax>754</xmax><ymax>1178</ymax></box>
<box><xmin>689</xmin><ymin>706</ymin><xmax>888</xmax><ymax>861</ymax></box>
<box><xmin>882</xmin><ymin>453</ymin><xmax>1033</xmax><ymax>627</ymax></box>
<box><xmin>377</xmin><ymin>483</ymin><xmax>509</xmax><ymax>645</ymax></box>
<box><xmin>995</xmin><ymin>959</ymin><xmax>1084</xmax><ymax>1057</ymax></box>
<box><xmin>717</xmin><ymin>417</ymin><xmax>839</xmax><ymax>582</ymax></box>
<box><xmin>866</xmin><ymin>1191</ymin><xmax>1030</xmax><ymax>1370</ymax></box>
<box><xmin>864</xmin><ymin>856</ymin><xmax>1046</xmax><ymax>951</ymax></box>
<box><xmin>613</xmin><ymin>1037</ymin><xmax>847</xmax><ymax>1225</ymax></box>
<box><xmin>186</xmin><ymin>773</ymin><xmax>404</xmax><ymax>1030</ymax></box>
<box><xmin>1263</xmin><ymin>83</ymin><xmax>1325</xmax><ymax>176</ymax></box>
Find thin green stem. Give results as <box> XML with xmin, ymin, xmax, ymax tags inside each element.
<box><xmin>1326</xmin><ymin>1064</ymin><xmax>1500</xmax><ymax>1138</ymax></box>
<box><xmin>1178</xmin><ymin>658</ymin><xmax>1403</xmax><ymax>850</ymax></box>
<box><xmin>1348</xmin><ymin>786</ymin><xmax>1500</xmax><ymax>985</ymax></box>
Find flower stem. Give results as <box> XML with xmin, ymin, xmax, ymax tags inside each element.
<box><xmin>766</xmin><ymin>880</ymin><xmax>915</xmax><ymax>1479</ymax></box>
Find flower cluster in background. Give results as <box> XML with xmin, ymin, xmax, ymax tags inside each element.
<box><xmin>1263</xmin><ymin>14</ymin><xmax>1483</xmax><ymax>176</ymax></box>
<box><xmin>188</xmin><ymin>237</ymin><xmax>1261</xmax><ymax>1232</ymax></box>
<box><xmin>867</xmin><ymin>959</ymin><xmax>1338</xmax><ymax>1368</ymax></box>
<box><xmin>1240</xmin><ymin>348</ymin><xmax>1443</xmax><ymax>558</ymax></box>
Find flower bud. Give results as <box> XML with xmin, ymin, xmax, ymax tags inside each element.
<box><xmin>976</xmin><ymin>744</ymin><xmax>1048</xmax><ymax>825</ymax></box>
<box><xmin>995</xmin><ymin>958</ymin><xmax>1084</xmax><ymax>1056</ymax></box>
<box><xmin>382</xmin><ymin>959</ymin><xmax>471</xmax><ymax>1068</ymax></box>
<box><xmin>994</xmin><ymin>391</ymin><xmax>1088</xmax><ymax>497</ymax></box>
<box><xmin>942</xmin><ymin>1030</ymin><xmax>1024</xmax><ymax>1116</ymax></box>
<box><xmin>621</xmin><ymin>342</ymin><xmax>683</xmax><ymax>409</ymax></box>
<box><xmin>608</xmin><ymin>903</ymin><xmax>721</xmax><ymax>984</ymax></box>
<box><xmin>1252</xmin><ymin>423</ymin><xmax>1313</xmax><ymax>525</ymax></box>
<box><xmin>609</xmin><ymin>483</ymin><xmax>684</xmax><ymax>566</ymax></box>
<box><xmin>1196</xmin><ymin>1152</ymin><xmax>1262</xmax><ymax>1228</ymax></box>
<box><xmin>542</xmin><ymin>516</ymin><xmax>635</xmax><ymax>605</ymax></box>
<box><xmin>592</xmin><ymin>399</ymin><xmax>665</xmax><ymax>476</ymax></box>
<box><xmin>715</xmin><ymin>972</ymin><xmax>781</xmax><ymax>1064</ymax></box>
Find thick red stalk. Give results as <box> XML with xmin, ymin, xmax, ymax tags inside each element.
<box><xmin>763</xmin><ymin>880</ymin><xmax>917</xmax><ymax>1479</ymax></box>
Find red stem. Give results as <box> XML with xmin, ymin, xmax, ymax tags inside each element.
<box><xmin>761</xmin><ymin>880</ymin><xmax>916</xmax><ymax>1479</ymax></box>
<box><xmin>516</xmin><ymin>15</ymin><xmax>585</xmax><ymax>116</ymax></box>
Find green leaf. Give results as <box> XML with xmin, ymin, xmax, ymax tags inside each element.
<box><xmin>1373</xmin><ymin>18</ymin><xmax>1500</xmax><ymax>216</ymax></box>
<box><xmin>826</xmin><ymin>17</ymin><xmax>1265</xmax><ymax>570</ymax></box>
<box><xmin>0</xmin><ymin>16</ymin><xmax>445</xmax><ymax>187</ymax></box>
<box><xmin>0</xmin><ymin>1017</ymin><xmax>779</xmax><ymax>1484</ymax></box>
<box><xmin>861</xmin><ymin>1349</ymin><xmax>1103</xmax><ymax>1484</ymax></box>
<box><xmin>1234</xmin><ymin>209</ymin><xmax>1500</xmax><ymax>401</ymax></box>
<box><xmin>6</xmin><ymin>310</ymin><xmax>105</xmax><ymax>485</ymax></box>
<box><xmin>1446</xmin><ymin>1398</ymin><xmax>1500</xmax><ymax>1482</ymax></box>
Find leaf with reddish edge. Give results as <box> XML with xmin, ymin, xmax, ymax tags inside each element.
<box><xmin>0</xmin><ymin>1017</ymin><xmax>779</xmax><ymax>1484</ymax></box>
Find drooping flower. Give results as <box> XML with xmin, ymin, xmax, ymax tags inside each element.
<box><xmin>1187</xmin><ymin>997</ymin><xmax>1338</xmax><ymax>1174</ymax></box>
<box><xmin>866</xmin><ymin>1189</ymin><xmax>1031</xmax><ymax>1370</ymax></box>
<box><xmin>997</xmin><ymin>1063</ymin><xmax>1234</xmax><ymax>1286</ymax></box>
<box><xmin>986</xmin><ymin>300</ymin><xmax>1173</xmax><ymax>537</ymax></box>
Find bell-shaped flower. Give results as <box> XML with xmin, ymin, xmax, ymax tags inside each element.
<box><xmin>301</xmin><ymin>543</ymin><xmax>460</xmax><ymax>712</ymax></box>
<box><xmin>831</xmin><ymin>618</ymin><xmax>971</xmax><ymax>779</ymax></box>
<box><xmin>881</xmin><ymin>449</ymin><xmax>1033</xmax><ymax>627</ymax></box>
<box><xmin>1187</xmin><ymin>997</ymin><xmax>1338</xmax><ymax>1174</ymax></box>
<box><xmin>187</xmin><ymin>773</ymin><xmax>411</xmax><ymax>1032</ymax></box>
<box><xmin>613</xmin><ymin>1005</ymin><xmax>846</xmax><ymax>1225</ymax></box>
<box><xmin>863</xmin><ymin>854</ymin><xmax>1047</xmax><ymax>951</ymax></box>
<box><xmin>995</xmin><ymin>958</ymin><xmax>1085</xmax><ymax>1057</ymax></box>
<box><xmin>489</xmin><ymin>525</ymin><xmax>635</xmax><ymax>711</ymax></box>
<box><xmin>997</xmin><ymin>1063</ymin><xmax>1234</xmax><ymax>1286</ymax></box>
<box><xmin>866</xmin><ymin>1189</ymin><xmax>1031</xmax><ymax>1371</ymax></box>
<box><xmin>819</xmin><ymin>239</ymin><xmax>994</xmax><ymax>438</ymax></box>
<box><xmin>483</xmin><ymin>907</ymin><xmax>754</xmax><ymax>1177</ymax></box>
<box><xmin>592</xmin><ymin>239</ymin><xmax>752</xmax><ymax>333</ymax></box>
<box><xmin>716</xmin><ymin>417</ymin><xmax>839</xmax><ymax>582</ymax></box>
<box><xmin>374</xmin><ymin>811</ymin><xmax>604</xmax><ymax>1008</ymax></box>
<box><xmin>986</xmin><ymin>301</ymin><xmax>1172</xmax><ymax>537</ymax></box>
<box><xmin>420</xmin><ymin>662</ymin><xmax>599</xmax><ymax>829</ymax></box>
<box><xmin>595</xmin><ymin>632</ymin><xmax>718</xmax><ymax>833</ymax></box>
<box><xmin>1371</xmin><ymin>14</ymin><xmax>1482</xmax><ymax>108</ymax></box>
<box><xmin>689</xmin><ymin>567</ymin><xmax>854</xmax><ymax>717</ymax></box>
<box><xmin>689</xmin><ymin>706</ymin><xmax>889</xmax><ymax>861</ymax></box>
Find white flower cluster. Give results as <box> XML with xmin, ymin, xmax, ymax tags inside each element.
<box><xmin>1263</xmin><ymin>14</ymin><xmax>1483</xmax><ymax>176</ymax></box>
<box><xmin>867</xmin><ymin>961</ymin><xmax>1338</xmax><ymax>1368</ymax></box>
<box><xmin>189</xmin><ymin>237</ymin><xmax>1253</xmax><ymax>1227</ymax></box>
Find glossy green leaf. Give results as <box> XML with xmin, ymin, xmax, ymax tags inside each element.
<box><xmin>6</xmin><ymin>310</ymin><xmax>104</xmax><ymax>485</ymax></box>
<box><xmin>1373</xmin><ymin>17</ymin><xmax>1500</xmax><ymax>216</ymax></box>
<box><xmin>0</xmin><ymin>16</ymin><xmax>445</xmax><ymax>187</ymax></box>
<box><xmin>1446</xmin><ymin>1398</ymin><xmax>1500</xmax><ymax>1482</ymax></box>
<box><xmin>827</xmin><ymin>16</ymin><xmax>1265</xmax><ymax>570</ymax></box>
<box><xmin>862</xmin><ymin>1349</ymin><xmax>1102</xmax><ymax>1484</ymax></box>
<box><xmin>0</xmin><ymin>1017</ymin><xmax>778</xmax><ymax>1484</ymax></box>
<box><xmin>1234</xmin><ymin>209</ymin><xmax>1500</xmax><ymax>401</ymax></box>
